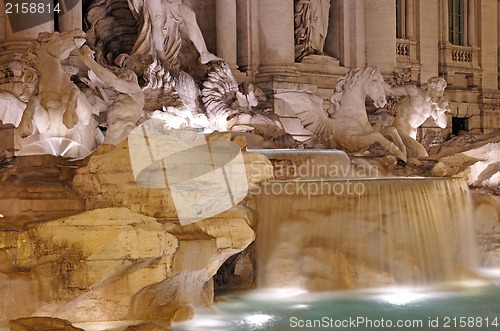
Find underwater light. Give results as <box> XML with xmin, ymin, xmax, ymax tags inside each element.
<box><xmin>377</xmin><ymin>288</ymin><xmax>433</xmax><ymax>305</ymax></box>
<box><xmin>244</xmin><ymin>313</ymin><xmax>274</xmax><ymax>327</ymax></box>
<box><xmin>293</xmin><ymin>304</ymin><xmax>310</xmax><ymax>310</ymax></box>
<box><xmin>173</xmin><ymin>313</ymin><xmax>227</xmax><ymax>329</ymax></box>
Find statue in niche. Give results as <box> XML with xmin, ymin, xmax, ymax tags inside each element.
<box><xmin>294</xmin><ymin>0</ymin><xmax>331</xmax><ymax>62</ymax></box>
<box><xmin>385</xmin><ymin>77</ymin><xmax>451</xmax><ymax>158</ymax></box>
<box><xmin>127</xmin><ymin>0</ymin><xmax>221</xmax><ymax>87</ymax></box>
<box><xmin>79</xmin><ymin>45</ymin><xmax>145</xmax><ymax>145</ymax></box>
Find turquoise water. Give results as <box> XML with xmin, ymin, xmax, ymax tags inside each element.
<box><xmin>173</xmin><ymin>280</ymin><xmax>500</xmax><ymax>331</ymax></box>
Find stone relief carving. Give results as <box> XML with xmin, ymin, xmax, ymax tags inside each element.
<box><xmin>0</xmin><ymin>89</ymin><xmax>27</xmax><ymax>127</ymax></box>
<box><xmin>385</xmin><ymin>77</ymin><xmax>451</xmax><ymax>158</ymax></box>
<box><xmin>294</xmin><ymin>0</ymin><xmax>331</xmax><ymax>62</ymax></box>
<box><xmin>0</xmin><ymin>65</ymin><xmax>40</xmax><ymax>128</ymax></box>
<box><xmin>276</xmin><ymin>67</ymin><xmax>407</xmax><ymax>160</ymax></box>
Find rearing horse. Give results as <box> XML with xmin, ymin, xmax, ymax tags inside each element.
<box><xmin>18</xmin><ymin>29</ymin><xmax>102</xmax><ymax>156</ymax></box>
<box><xmin>276</xmin><ymin>67</ymin><xmax>407</xmax><ymax>161</ymax></box>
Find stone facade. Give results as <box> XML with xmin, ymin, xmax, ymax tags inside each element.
<box><xmin>199</xmin><ymin>0</ymin><xmax>499</xmax><ymax>135</ymax></box>
<box><xmin>0</xmin><ymin>0</ymin><xmax>498</xmax><ymax>136</ymax></box>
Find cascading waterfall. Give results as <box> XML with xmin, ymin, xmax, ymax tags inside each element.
<box><xmin>256</xmin><ymin>177</ymin><xmax>478</xmax><ymax>291</ymax></box>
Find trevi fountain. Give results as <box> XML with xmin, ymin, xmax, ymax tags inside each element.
<box><xmin>0</xmin><ymin>0</ymin><xmax>499</xmax><ymax>330</ymax></box>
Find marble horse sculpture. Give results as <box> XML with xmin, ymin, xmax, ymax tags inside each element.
<box><xmin>276</xmin><ymin>67</ymin><xmax>407</xmax><ymax>161</ymax></box>
<box><xmin>15</xmin><ymin>29</ymin><xmax>103</xmax><ymax>158</ymax></box>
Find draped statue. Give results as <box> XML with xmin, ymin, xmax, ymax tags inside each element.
<box><xmin>294</xmin><ymin>0</ymin><xmax>331</xmax><ymax>62</ymax></box>
<box><xmin>127</xmin><ymin>0</ymin><xmax>220</xmax><ymax>69</ymax></box>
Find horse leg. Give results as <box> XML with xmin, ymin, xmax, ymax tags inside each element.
<box><xmin>63</xmin><ymin>89</ymin><xmax>79</xmax><ymax>129</ymax></box>
<box><xmin>74</xmin><ymin>90</ymin><xmax>93</xmax><ymax>126</ymax></box>
<box><xmin>381</xmin><ymin>126</ymin><xmax>407</xmax><ymax>159</ymax></box>
<box><xmin>18</xmin><ymin>96</ymin><xmax>47</xmax><ymax>137</ymax></box>
<box><xmin>350</xmin><ymin>131</ymin><xmax>407</xmax><ymax>162</ymax></box>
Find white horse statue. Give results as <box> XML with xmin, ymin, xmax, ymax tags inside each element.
<box><xmin>276</xmin><ymin>67</ymin><xmax>407</xmax><ymax>161</ymax></box>
<box><xmin>16</xmin><ymin>29</ymin><xmax>103</xmax><ymax>158</ymax></box>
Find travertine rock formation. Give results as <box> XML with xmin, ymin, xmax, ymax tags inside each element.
<box><xmin>473</xmin><ymin>192</ymin><xmax>500</xmax><ymax>267</ymax></box>
<box><xmin>1</xmin><ymin>207</ymin><xmax>255</xmax><ymax>325</ymax></box>
<box><xmin>432</xmin><ymin>139</ymin><xmax>500</xmax><ymax>192</ymax></box>
<box><xmin>9</xmin><ymin>317</ymin><xmax>84</xmax><ymax>331</ymax></box>
<box><xmin>73</xmin><ymin>134</ymin><xmax>273</xmax><ymax>214</ymax></box>
<box><xmin>0</xmin><ymin>134</ymin><xmax>272</xmax><ymax>327</ymax></box>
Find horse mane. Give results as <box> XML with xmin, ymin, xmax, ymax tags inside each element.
<box><xmin>328</xmin><ymin>66</ymin><xmax>381</xmax><ymax>115</ymax></box>
<box><xmin>36</xmin><ymin>32</ymin><xmax>53</xmax><ymax>43</ymax></box>
<box><xmin>24</xmin><ymin>32</ymin><xmax>52</xmax><ymax>57</ymax></box>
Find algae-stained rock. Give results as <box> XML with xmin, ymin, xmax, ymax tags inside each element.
<box><xmin>1</xmin><ymin>206</ymin><xmax>254</xmax><ymax>325</ymax></box>
<box><xmin>2</xmin><ymin>134</ymin><xmax>262</xmax><ymax>326</ymax></box>
<box><xmin>124</xmin><ymin>322</ymin><xmax>173</xmax><ymax>331</ymax></box>
<box><xmin>9</xmin><ymin>317</ymin><xmax>84</xmax><ymax>331</ymax></box>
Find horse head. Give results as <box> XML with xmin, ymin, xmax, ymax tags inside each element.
<box><xmin>35</xmin><ymin>29</ymin><xmax>87</xmax><ymax>60</ymax></box>
<box><xmin>329</xmin><ymin>67</ymin><xmax>387</xmax><ymax>115</ymax></box>
<box><xmin>362</xmin><ymin>67</ymin><xmax>387</xmax><ymax>109</ymax></box>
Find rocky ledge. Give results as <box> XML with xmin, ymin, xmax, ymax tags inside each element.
<box><xmin>0</xmin><ymin>134</ymin><xmax>273</xmax><ymax>327</ymax></box>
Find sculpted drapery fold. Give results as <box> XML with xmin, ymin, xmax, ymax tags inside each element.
<box><xmin>127</xmin><ymin>0</ymin><xmax>183</xmax><ymax>68</ymax></box>
<box><xmin>127</xmin><ymin>0</ymin><xmax>221</xmax><ymax>68</ymax></box>
<box><xmin>294</xmin><ymin>0</ymin><xmax>331</xmax><ymax>62</ymax></box>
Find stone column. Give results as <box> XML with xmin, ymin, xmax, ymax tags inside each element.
<box><xmin>216</xmin><ymin>0</ymin><xmax>237</xmax><ymax>70</ymax></box>
<box><xmin>419</xmin><ymin>0</ymin><xmax>439</xmax><ymax>82</ymax></box>
<box><xmin>58</xmin><ymin>0</ymin><xmax>83</xmax><ymax>32</ymax></box>
<box><xmin>440</xmin><ymin>0</ymin><xmax>449</xmax><ymax>44</ymax></box>
<box><xmin>365</xmin><ymin>0</ymin><xmax>396</xmax><ymax>73</ymax></box>
<box><xmin>467</xmin><ymin>0</ymin><xmax>476</xmax><ymax>46</ymax></box>
<box><xmin>479</xmin><ymin>0</ymin><xmax>498</xmax><ymax>89</ymax></box>
<box><xmin>257</xmin><ymin>0</ymin><xmax>297</xmax><ymax>77</ymax></box>
<box><xmin>348</xmin><ymin>0</ymin><xmax>366</xmax><ymax>69</ymax></box>
<box><xmin>405</xmin><ymin>0</ymin><xmax>414</xmax><ymax>39</ymax></box>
